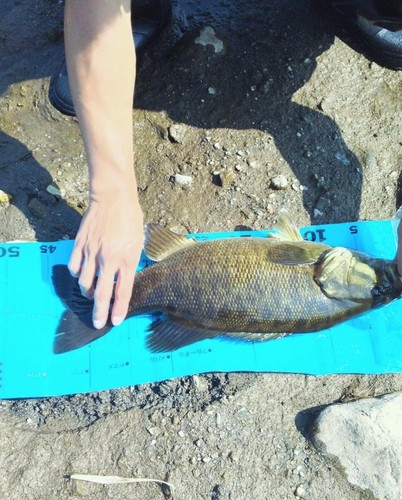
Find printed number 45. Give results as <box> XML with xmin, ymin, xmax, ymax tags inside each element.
<box><xmin>40</xmin><ymin>245</ymin><xmax>57</xmax><ymax>254</ymax></box>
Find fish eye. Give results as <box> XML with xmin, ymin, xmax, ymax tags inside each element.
<box><xmin>373</xmin><ymin>286</ymin><xmax>384</xmax><ymax>296</ymax></box>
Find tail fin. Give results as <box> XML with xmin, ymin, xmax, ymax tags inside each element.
<box><xmin>52</xmin><ymin>265</ymin><xmax>113</xmax><ymax>354</ymax></box>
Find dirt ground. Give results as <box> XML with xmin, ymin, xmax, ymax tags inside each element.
<box><xmin>1</xmin><ymin>0</ymin><xmax>402</xmax><ymax>499</ymax></box>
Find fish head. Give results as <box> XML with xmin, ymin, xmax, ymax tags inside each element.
<box><xmin>314</xmin><ymin>247</ymin><xmax>402</xmax><ymax>307</ymax></box>
<box><xmin>370</xmin><ymin>259</ymin><xmax>402</xmax><ymax>308</ymax></box>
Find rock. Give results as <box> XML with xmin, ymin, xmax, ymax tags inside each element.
<box><xmin>28</xmin><ymin>198</ymin><xmax>47</xmax><ymax>219</ymax></box>
<box><xmin>258</xmin><ymin>81</ymin><xmax>271</xmax><ymax>93</ymax></box>
<box><xmin>294</xmin><ymin>484</ymin><xmax>306</xmax><ymax>498</ymax></box>
<box><xmin>178</xmin><ymin>430</ymin><xmax>185</xmax><ymax>438</ymax></box>
<box><xmin>174</xmin><ymin>174</ymin><xmax>193</xmax><ymax>188</ymax></box>
<box><xmin>240</xmin><ymin>208</ymin><xmax>254</xmax><ymax>219</ymax></box>
<box><xmin>195</xmin><ymin>26</ymin><xmax>224</xmax><ymax>54</ymax></box>
<box><xmin>46</xmin><ymin>184</ymin><xmax>65</xmax><ymax>198</ymax></box>
<box><xmin>310</xmin><ymin>392</ymin><xmax>402</xmax><ymax>500</ymax></box>
<box><xmin>228</xmin><ymin>451</ymin><xmax>239</xmax><ymax>463</ymax></box>
<box><xmin>0</xmin><ymin>190</ymin><xmax>11</xmax><ymax>206</ymax></box>
<box><xmin>218</xmin><ymin>171</ymin><xmax>235</xmax><ymax>188</ymax></box>
<box><xmin>213</xmin><ymin>143</ymin><xmax>221</xmax><ymax>150</ymax></box>
<box><xmin>236</xmin><ymin>151</ymin><xmax>244</xmax><ymax>156</ymax></box>
<box><xmin>271</xmin><ymin>175</ymin><xmax>288</xmax><ymax>190</ymax></box>
<box><xmin>168</xmin><ymin>124</ymin><xmax>187</xmax><ymax>143</ymax></box>
<box><xmin>248</xmin><ymin>160</ymin><xmax>258</xmax><ymax>168</ymax></box>
<box><xmin>208</xmin><ymin>87</ymin><xmax>217</xmax><ymax>95</ymax></box>
<box><xmin>38</xmin><ymin>190</ymin><xmax>56</xmax><ymax>205</ymax></box>
<box><xmin>313</xmin><ymin>208</ymin><xmax>323</xmax><ymax>218</ymax></box>
<box><xmin>147</xmin><ymin>427</ymin><xmax>160</xmax><ymax>436</ymax></box>
<box><xmin>192</xmin><ymin>375</ymin><xmax>208</xmax><ymax>393</ymax></box>
<box><xmin>335</xmin><ymin>151</ymin><xmax>350</xmax><ymax>166</ymax></box>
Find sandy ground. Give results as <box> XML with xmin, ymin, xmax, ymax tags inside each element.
<box><xmin>1</xmin><ymin>0</ymin><xmax>402</xmax><ymax>498</ymax></box>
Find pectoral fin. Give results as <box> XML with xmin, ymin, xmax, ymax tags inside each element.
<box><xmin>144</xmin><ymin>223</ymin><xmax>197</xmax><ymax>262</ymax></box>
<box><xmin>314</xmin><ymin>247</ymin><xmax>375</xmax><ymax>302</ymax></box>
<box><xmin>266</xmin><ymin>241</ymin><xmax>331</xmax><ymax>266</ymax></box>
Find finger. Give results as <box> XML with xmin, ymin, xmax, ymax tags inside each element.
<box><xmin>93</xmin><ymin>269</ymin><xmax>116</xmax><ymax>329</ymax></box>
<box><xmin>111</xmin><ymin>267</ymin><xmax>136</xmax><ymax>326</ymax></box>
<box><xmin>68</xmin><ymin>241</ymin><xmax>84</xmax><ymax>278</ymax></box>
<box><xmin>78</xmin><ymin>258</ymin><xmax>97</xmax><ymax>299</ymax></box>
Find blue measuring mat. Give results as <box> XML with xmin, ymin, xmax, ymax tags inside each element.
<box><xmin>0</xmin><ymin>219</ymin><xmax>401</xmax><ymax>399</ymax></box>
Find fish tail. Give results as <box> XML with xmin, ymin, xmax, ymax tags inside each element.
<box><xmin>52</xmin><ymin>265</ymin><xmax>113</xmax><ymax>354</ymax></box>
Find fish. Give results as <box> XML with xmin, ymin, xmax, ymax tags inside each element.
<box><xmin>52</xmin><ymin>212</ymin><xmax>402</xmax><ymax>354</ymax></box>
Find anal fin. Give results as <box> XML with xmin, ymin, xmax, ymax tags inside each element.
<box><xmin>146</xmin><ymin>317</ymin><xmax>221</xmax><ymax>353</ymax></box>
<box><xmin>219</xmin><ymin>331</ymin><xmax>289</xmax><ymax>342</ymax></box>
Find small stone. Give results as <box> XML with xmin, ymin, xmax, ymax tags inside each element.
<box><xmin>236</xmin><ymin>150</ymin><xmax>244</xmax><ymax>156</ymax></box>
<box><xmin>192</xmin><ymin>375</ymin><xmax>209</xmax><ymax>392</ymax></box>
<box><xmin>258</xmin><ymin>81</ymin><xmax>271</xmax><ymax>93</ymax></box>
<box><xmin>241</xmin><ymin>208</ymin><xmax>254</xmax><ymax>219</ymax></box>
<box><xmin>291</xmin><ymin>182</ymin><xmax>299</xmax><ymax>191</ymax></box>
<box><xmin>195</xmin><ymin>439</ymin><xmax>202</xmax><ymax>448</ymax></box>
<box><xmin>267</xmin><ymin>204</ymin><xmax>274</xmax><ymax>214</ymax></box>
<box><xmin>314</xmin><ymin>208</ymin><xmax>323</xmax><ymax>218</ymax></box>
<box><xmin>28</xmin><ymin>198</ymin><xmax>47</xmax><ymax>219</ymax></box>
<box><xmin>294</xmin><ymin>484</ymin><xmax>306</xmax><ymax>498</ymax></box>
<box><xmin>228</xmin><ymin>451</ymin><xmax>239</xmax><ymax>463</ymax></box>
<box><xmin>218</xmin><ymin>171</ymin><xmax>235</xmax><ymax>188</ymax></box>
<box><xmin>178</xmin><ymin>430</ymin><xmax>185</xmax><ymax>438</ymax></box>
<box><xmin>0</xmin><ymin>190</ymin><xmax>11</xmax><ymax>205</ymax></box>
<box><xmin>213</xmin><ymin>142</ymin><xmax>221</xmax><ymax>150</ymax></box>
<box><xmin>26</xmin><ymin>418</ymin><xmax>33</xmax><ymax>425</ymax></box>
<box><xmin>250</xmin><ymin>85</ymin><xmax>257</xmax><ymax>91</ymax></box>
<box><xmin>174</xmin><ymin>174</ymin><xmax>193</xmax><ymax>188</ymax></box>
<box><xmin>335</xmin><ymin>151</ymin><xmax>350</xmax><ymax>166</ymax></box>
<box><xmin>271</xmin><ymin>175</ymin><xmax>288</xmax><ymax>190</ymax></box>
<box><xmin>208</xmin><ymin>87</ymin><xmax>217</xmax><ymax>95</ymax></box>
<box><xmin>46</xmin><ymin>184</ymin><xmax>64</xmax><ymax>198</ymax></box>
<box><xmin>172</xmin><ymin>415</ymin><xmax>180</xmax><ymax>426</ymax></box>
<box><xmin>216</xmin><ymin>412</ymin><xmax>222</xmax><ymax>426</ymax></box>
<box><xmin>202</xmin><ymin>456</ymin><xmax>211</xmax><ymax>463</ymax></box>
<box><xmin>234</xmin><ymin>165</ymin><xmax>242</xmax><ymax>172</ymax></box>
<box><xmin>300</xmin><ymin>185</ymin><xmax>308</xmax><ymax>191</ymax></box>
<box><xmin>147</xmin><ymin>427</ymin><xmax>160</xmax><ymax>436</ymax></box>
<box><xmin>248</xmin><ymin>160</ymin><xmax>258</xmax><ymax>168</ymax></box>
<box><xmin>168</xmin><ymin>124</ymin><xmax>187</xmax><ymax>143</ymax></box>
<box><xmin>195</xmin><ymin>26</ymin><xmax>224</xmax><ymax>54</ymax></box>
<box><xmin>38</xmin><ymin>190</ymin><xmax>56</xmax><ymax>205</ymax></box>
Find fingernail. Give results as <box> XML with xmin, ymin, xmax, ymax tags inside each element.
<box><xmin>93</xmin><ymin>319</ymin><xmax>106</xmax><ymax>330</ymax></box>
<box><xmin>112</xmin><ymin>316</ymin><xmax>124</xmax><ymax>326</ymax></box>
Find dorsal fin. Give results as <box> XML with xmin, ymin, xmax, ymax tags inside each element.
<box><xmin>268</xmin><ymin>210</ymin><xmax>303</xmax><ymax>242</ymax></box>
<box><xmin>144</xmin><ymin>223</ymin><xmax>197</xmax><ymax>262</ymax></box>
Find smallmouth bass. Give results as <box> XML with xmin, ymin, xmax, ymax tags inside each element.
<box><xmin>53</xmin><ymin>213</ymin><xmax>402</xmax><ymax>353</ymax></box>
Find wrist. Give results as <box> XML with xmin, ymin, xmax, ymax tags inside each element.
<box><xmin>89</xmin><ymin>166</ymin><xmax>139</xmax><ymax>203</ymax></box>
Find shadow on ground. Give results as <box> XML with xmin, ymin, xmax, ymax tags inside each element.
<box><xmin>0</xmin><ymin>0</ymin><xmax>368</xmax><ymax>242</ymax></box>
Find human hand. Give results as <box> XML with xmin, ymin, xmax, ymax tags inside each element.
<box><xmin>68</xmin><ymin>194</ymin><xmax>143</xmax><ymax>329</ymax></box>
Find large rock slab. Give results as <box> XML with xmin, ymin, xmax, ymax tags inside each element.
<box><xmin>311</xmin><ymin>392</ymin><xmax>402</xmax><ymax>500</ymax></box>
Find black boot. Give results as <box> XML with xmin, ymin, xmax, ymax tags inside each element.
<box><xmin>332</xmin><ymin>0</ymin><xmax>402</xmax><ymax>69</ymax></box>
<box><xmin>49</xmin><ymin>0</ymin><xmax>172</xmax><ymax>116</ymax></box>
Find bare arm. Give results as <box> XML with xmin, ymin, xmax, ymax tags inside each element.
<box><xmin>65</xmin><ymin>0</ymin><xmax>143</xmax><ymax>328</ymax></box>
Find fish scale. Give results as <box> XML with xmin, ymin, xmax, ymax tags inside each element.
<box><xmin>129</xmin><ymin>238</ymin><xmax>368</xmax><ymax>334</ymax></box>
<box><xmin>52</xmin><ymin>215</ymin><xmax>402</xmax><ymax>354</ymax></box>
